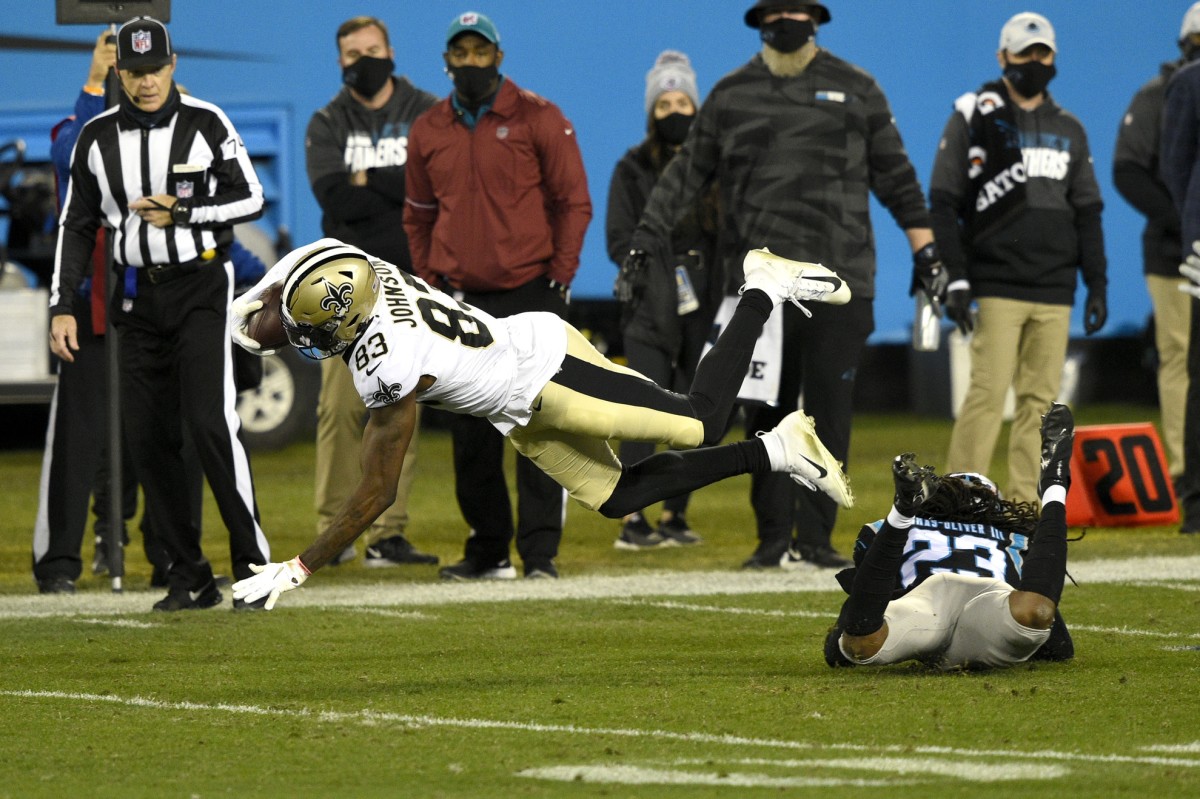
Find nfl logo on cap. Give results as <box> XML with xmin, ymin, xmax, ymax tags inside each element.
<box><xmin>133</xmin><ymin>30</ymin><xmax>152</xmax><ymax>54</ymax></box>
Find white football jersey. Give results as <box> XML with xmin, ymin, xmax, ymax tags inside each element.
<box><xmin>346</xmin><ymin>254</ymin><xmax>567</xmax><ymax>435</ymax></box>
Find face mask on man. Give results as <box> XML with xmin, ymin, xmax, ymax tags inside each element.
<box><xmin>343</xmin><ymin>55</ymin><xmax>393</xmax><ymax>97</ymax></box>
<box><xmin>450</xmin><ymin>64</ymin><xmax>499</xmax><ymax>103</ymax></box>
<box><xmin>760</xmin><ymin>17</ymin><xmax>815</xmax><ymax>54</ymax></box>
<box><xmin>1002</xmin><ymin>59</ymin><xmax>1057</xmax><ymax>98</ymax></box>
<box><xmin>654</xmin><ymin>112</ymin><xmax>694</xmax><ymax>146</ymax></box>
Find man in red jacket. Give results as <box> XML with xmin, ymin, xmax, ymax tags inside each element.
<box><xmin>404</xmin><ymin>11</ymin><xmax>592</xmax><ymax>580</ymax></box>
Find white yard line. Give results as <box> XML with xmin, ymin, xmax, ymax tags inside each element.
<box><xmin>2</xmin><ymin>689</ymin><xmax>1198</xmax><ymax>771</ymax></box>
<box><xmin>0</xmin><ymin>554</ymin><xmax>1195</xmax><ymax>621</ymax></box>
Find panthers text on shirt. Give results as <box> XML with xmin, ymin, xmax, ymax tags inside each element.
<box><xmin>343</xmin><ymin>123</ymin><xmax>411</xmax><ymax>172</ymax></box>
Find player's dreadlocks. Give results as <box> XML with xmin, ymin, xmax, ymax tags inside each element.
<box><xmin>916</xmin><ymin>476</ymin><xmax>1039</xmax><ymax>536</ymax></box>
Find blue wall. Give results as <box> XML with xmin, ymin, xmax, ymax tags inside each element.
<box><xmin>0</xmin><ymin>0</ymin><xmax>1187</xmax><ymax>341</ymax></box>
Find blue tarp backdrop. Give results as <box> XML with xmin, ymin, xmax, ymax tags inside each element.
<box><xmin>0</xmin><ymin>0</ymin><xmax>1187</xmax><ymax>341</ymax></box>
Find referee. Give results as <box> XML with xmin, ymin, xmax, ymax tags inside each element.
<box><xmin>49</xmin><ymin>16</ymin><xmax>271</xmax><ymax>611</ymax></box>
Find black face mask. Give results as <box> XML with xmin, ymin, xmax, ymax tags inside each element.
<box><xmin>343</xmin><ymin>55</ymin><xmax>393</xmax><ymax>97</ymax></box>
<box><xmin>1184</xmin><ymin>40</ymin><xmax>1200</xmax><ymax>62</ymax></box>
<box><xmin>760</xmin><ymin>18</ymin><xmax>815</xmax><ymax>54</ymax></box>
<box><xmin>654</xmin><ymin>112</ymin><xmax>694</xmax><ymax>146</ymax></box>
<box><xmin>1003</xmin><ymin>59</ymin><xmax>1057</xmax><ymax>98</ymax></box>
<box><xmin>450</xmin><ymin>64</ymin><xmax>499</xmax><ymax>104</ymax></box>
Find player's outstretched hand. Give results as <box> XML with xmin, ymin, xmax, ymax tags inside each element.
<box><xmin>231</xmin><ymin>558</ymin><xmax>310</xmax><ymax>610</ymax></box>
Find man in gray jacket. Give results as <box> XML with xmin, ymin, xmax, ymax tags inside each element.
<box><xmin>936</xmin><ymin>12</ymin><xmax>1107</xmax><ymax>503</ymax></box>
<box><xmin>629</xmin><ymin>0</ymin><xmax>937</xmax><ymax>569</ymax></box>
<box><xmin>305</xmin><ymin>16</ymin><xmax>439</xmax><ymax>567</ymax></box>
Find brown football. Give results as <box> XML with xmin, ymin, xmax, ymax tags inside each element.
<box><xmin>245</xmin><ymin>282</ymin><xmax>289</xmax><ymax>350</ymax></box>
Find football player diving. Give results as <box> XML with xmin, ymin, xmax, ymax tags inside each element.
<box><xmin>230</xmin><ymin>238</ymin><xmax>853</xmax><ymax>608</ymax></box>
<box><xmin>825</xmin><ymin>403</ymin><xmax>1077</xmax><ymax>670</ymax></box>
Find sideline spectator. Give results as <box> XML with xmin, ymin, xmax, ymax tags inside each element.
<box><xmin>628</xmin><ymin>1</ymin><xmax>937</xmax><ymax>570</ymax></box>
<box><xmin>1112</xmin><ymin>3</ymin><xmax>1200</xmax><ymax>493</ymax></box>
<box><xmin>404</xmin><ymin>11</ymin><xmax>591</xmax><ymax>580</ymax></box>
<box><xmin>607</xmin><ymin>50</ymin><xmax>723</xmax><ymax>551</ymax></box>
<box><xmin>938</xmin><ymin>12</ymin><xmax>1107</xmax><ymax>503</ymax></box>
<box><xmin>305</xmin><ymin>15</ymin><xmax>439</xmax><ymax>568</ymax></box>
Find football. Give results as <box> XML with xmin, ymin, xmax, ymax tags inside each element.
<box><xmin>245</xmin><ymin>282</ymin><xmax>289</xmax><ymax>351</ymax></box>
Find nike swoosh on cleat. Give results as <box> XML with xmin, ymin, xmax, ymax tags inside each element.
<box><xmin>805</xmin><ymin>276</ymin><xmax>844</xmax><ymax>292</ymax></box>
<box><xmin>801</xmin><ymin>455</ymin><xmax>828</xmax><ymax>479</ymax></box>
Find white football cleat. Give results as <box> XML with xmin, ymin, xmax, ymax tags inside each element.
<box><xmin>740</xmin><ymin>247</ymin><xmax>851</xmax><ymax>311</ymax></box>
<box><xmin>762</xmin><ymin>410</ymin><xmax>854</xmax><ymax>509</ymax></box>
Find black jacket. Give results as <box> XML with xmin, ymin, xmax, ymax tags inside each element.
<box><xmin>305</xmin><ymin>77</ymin><xmax>437</xmax><ymax>271</ymax></box>
<box><xmin>606</xmin><ymin>139</ymin><xmax>722</xmax><ymax>354</ymax></box>
<box><xmin>930</xmin><ymin>90</ymin><xmax>1106</xmax><ymax>305</ymax></box>
<box><xmin>636</xmin><ymin>50</ymin><xmax>930</xmax><ymax>300</ymax></box>
<box><xmin>1114</xmin><ymin>61</ymin><xmax>1184</xmax><ymax>277</ymax></box>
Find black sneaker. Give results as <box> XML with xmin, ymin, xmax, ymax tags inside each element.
<box><xmin>232</xmin><ymin>595</ymin><xmax>269</xmax><ymax>611</ymax></box>
<box><xmin>892</xmin><ymin>452</ymin><xmax>937</xmax><ymax>516</ymax></box>
<box><xmin>793</xmin><ymin>544</ymin><xmax>852</xmax><ymax>569</ymax></box>
<box><xmin>657</xmin><ymin>515</ymin><xmax>703</xmax><ymax>546</ymax></box>
<box><xmin>37</xmin><ymin>576</ymin><xmax>76</xmax><ymax>594</ymax></box>
<box><xmin>1038</xmin><ymin>403</ymin><xmax>1075</xmax><ymax>495</ymax></box>
<box><xmin>741</xmin><ymin>540</ymin><xmax>790</xmax><ymax>570</ymax></box>
<box><xmin>365</xmin><ymin>535</ymin><xmax>439</xmax><ymax>567</ymax></box>
<box><xmin>152</xmin><ymin>579</ymin><xmax>222</xmax><ymax>612</ymax></box>
<box><xmin>92</xmin><ymin>536</ymin><xmax>108</xmax><ymax>576</ymax></box>
<box><xmin>524</xmin><ymin>562</ymin><xmax>559</xmax><ymax>579</ymax></box>
<box><xmin>438</xmin><ymin>558</ymin><xmax>517</xmax><ymax>581</ymax></box>
<box><xmin>614</xmin><ymin>513</ymin><xmax>666</xmax><ymax>550</ymax></box>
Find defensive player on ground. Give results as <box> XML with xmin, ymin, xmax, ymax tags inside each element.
<box><xmin>230</xmin><ymin>240</ymin><xmax>852</xmax><ymax>607</ymax></box>
<box><xmin>825</xmin><ymin>402</ymin><xmax>1076</xmax><ymax>670</ymax></box>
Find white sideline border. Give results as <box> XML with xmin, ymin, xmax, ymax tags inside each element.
<box><xmin>1</xmin><ymin>554</ymin><xmax>1197</xmax><ymax>620</ymax></box>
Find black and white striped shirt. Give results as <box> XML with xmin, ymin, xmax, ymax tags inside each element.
<box><xmin>50</xmin><ymin>88</ymin><xmax>263</xmax><ymax>314</ymax></box>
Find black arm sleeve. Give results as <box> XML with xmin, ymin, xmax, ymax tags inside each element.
<box><xmin>1075</xmin><ymin>204</ymin><xmax>1108</xmax><ymax>293</ymax></box>
<box><xmin>1113</xmin><ymin>160</ymin><xmax>1181</xmax><ymax>230</ymax></box>
<box><xmin>365</xmin><ymin>169</ymin><xmax>407</xmax><ymax>205</ymax></box>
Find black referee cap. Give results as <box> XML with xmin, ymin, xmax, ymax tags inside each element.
<box><xmin>116</xmin><ymin>16</ymin><xmax>173</xmax><ymax>71</ymax></box>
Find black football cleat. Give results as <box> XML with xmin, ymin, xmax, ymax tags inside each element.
<box><xmin>892</xmin><ymin>452</ymin><xmax>937</xmax><ymax>517</ymax></box>
<box><xmin>1038</xmin><ymin>403</ymin><xmax>1075</xmax><ymax>495</ymax></box>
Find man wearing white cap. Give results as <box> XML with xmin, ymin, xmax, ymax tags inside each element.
<box><xmin>935</xmin><ymin>11</ymin><xmax>1108</xmax><ymax>503</ymax></box>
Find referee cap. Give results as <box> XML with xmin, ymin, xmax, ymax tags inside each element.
<box><xmin>117</xmin><ymin>16</ymin><xmax>173</xmax><ymax>71</ymax></box>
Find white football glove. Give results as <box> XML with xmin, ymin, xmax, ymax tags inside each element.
<box><xmin>231</xmin><ymin>557</ymin><xmax>309</xmax><ymax>610</ymax></box>
<box><xmin>230</xmin><ymin>294</ymin><xmax>273</xmax><ymax>355</ymax></box>
<box><xmin>1179</xmin><ymin>240</ymin><xmax>1200</xmax><ymax>300</ymax></box>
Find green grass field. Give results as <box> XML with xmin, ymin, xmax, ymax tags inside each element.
<box><xmin>1</xmin><ymin>406</ymin><xmax>1198</xmax><ymax>797</ymax></box>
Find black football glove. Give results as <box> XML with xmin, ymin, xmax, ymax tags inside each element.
<box><xmin>944</xmin><ymin>286</ymin><xmax>974</xmax><ymax>335</ymax></box>
<box><xmin>1084</xmin><ymin>289</ymin><xmax>1107</xmax><ymax>335</ymax></box>
<box><xmin>614</xmin><ymin>249</ymin><xmax>649</xmax><ymax>305</ymax></box>
<box><xmin>910</xmin><ymin>243</ymin><xmax>948</xmax><ymax>314</ymax></box>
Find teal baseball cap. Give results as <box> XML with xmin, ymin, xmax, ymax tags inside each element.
<box><xmin>447</xmin><ymin>11</ymin><xmax>500</xmax><ymax>46</ymax></box>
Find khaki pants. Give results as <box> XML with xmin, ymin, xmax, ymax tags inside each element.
<box><xmin>946</xmin><ymin>297</ymin><xmax>1070</xmax><ymax>503</ymax></box>
<box><xmin>1147</xmin><ymin>274</ymin><xmax>1191</xmax><ymax>478</ymax></box>
<box><xmin>314</xmin><ymin>357</ymin><xmax>419</xmax><ymax>544</ymax></box>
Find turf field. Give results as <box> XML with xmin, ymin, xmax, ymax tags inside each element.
<box><xmin>1</xmin><ymin>407</ymin><xmax>1198</xmax><ymax>797</ymax></box>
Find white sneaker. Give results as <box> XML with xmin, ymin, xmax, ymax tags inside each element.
<box><xmin>739</xmin><ymin>248</ymin><xmax>851</xmax><ymax>310</ymax></box>
<box><xmin>762</xmin><ymin>410</ymin><xmax>854</xmax><ymax>508</ymax></box>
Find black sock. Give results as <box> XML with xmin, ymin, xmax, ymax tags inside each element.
<box><xmin>599</xmin><ymin>439</ymin><xmax>768</xmax><ymax>518</ymax></box>
<box><xmin>841</xmin><ymin>522</ymin><xmax>908</xmax><ymax>636</ymax></box>
<box><xmin>1018</xmin><ymin>501</ymin><xmax>1067</xmax><ymax>605</ymax></box>
<box><xmin>687</xmin><ymin>290</ymin><xmax>773</xmax><ymax>443</ymax></box>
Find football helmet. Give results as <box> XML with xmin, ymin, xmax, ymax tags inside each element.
<box><xmin>281</xmin><ymin>242</ymin><xmax>380</xmax><ymax>359</ymax></box>
<box><xmin>947</xmin><ymin>471</ymin><xmax>1001</xmax><ymax>498</ymax></box>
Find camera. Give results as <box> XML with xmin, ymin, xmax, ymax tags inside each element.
<box><xmin>56</xmin><ymin>0</ymin><xmax>171</xmax><ymax>25</ymax></box>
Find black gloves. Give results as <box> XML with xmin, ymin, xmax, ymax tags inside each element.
<box><xmin>945</xmin><ymin>286</ymin><xmax>974</xmax><ymax>335</ymax></box>
<box><xmin>614</xmin><ymin>249</ymin><xmax>649</xmax><ymax>305</ymax></box>
<box><xmin>1084</xmin><ymin>289</ymin><xmax>1107</xmax><ymax>335</ymax></box>
<box><xmin>910</xmin><ymin>243</ymin><xmax>948</xmax><ymax>312</ymax></box>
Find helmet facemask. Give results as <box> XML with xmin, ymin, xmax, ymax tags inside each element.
<box><xmin>281</xmin><ymin>244</ymin><xmax>380</xmax><ymax>360</ymax></box>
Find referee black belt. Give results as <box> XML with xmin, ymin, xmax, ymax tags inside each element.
<box><xmin>128</xmin><ymin>254</ymin><xmax>218</xmax><ymax>285</ymax></box>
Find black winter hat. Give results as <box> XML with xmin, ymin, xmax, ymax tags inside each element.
<box><xmin>743</xmin><ymin>1</ymin><xmax>831</xmax><ymax>28</ymax></box>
